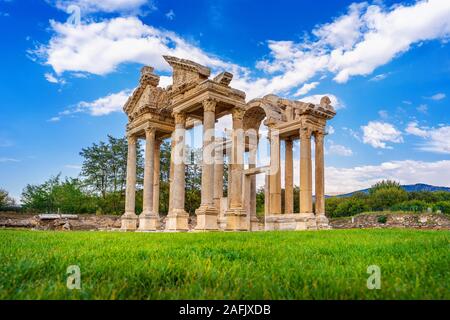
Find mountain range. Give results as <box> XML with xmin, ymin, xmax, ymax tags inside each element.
<box><xmin>333</xmin><ymin>183</ymin><xmax>450</xmax><ymax>198</ymax></box>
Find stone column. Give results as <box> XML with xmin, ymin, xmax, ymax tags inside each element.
<box><xmin>248</xmin><ymin>132</ymin><xmax>258</xmax><ymax>230</ymax></box>
<box><xmin>225</xmin><ymin>107</ymin><xmax>247</xmax><ymax>230</ymax></box>
<box><xmin>139</xmin><ymin>128</ymin><xmax>159</xmax><ymax>231</ymax></box>
<box><xmin>298</xmin><ymin>128</ymin><xmax>316</xmax><ymax>230</ymax></box>
<box><xmin>168</xmin><ymin>132</ymin><xmax>175</xmax><ymax>213</ymax></box>
<box><xmin>166</xmin><ymin>113</ymin><xmax>189</xmax><ymax>231</ymax></box>
<box><xmin>299</xmin><ymin>128</ymin><xmax>313</xmax><ymax>213</ymax></box>
<box><xmin>196</xmin><ymin>99</ymin><xmax>219</xmax><ymax>230</ymax></box>
<box><xmin>121</xmin><ymin>135</ymin><xmax>138</xmax><ymax>230</ymax></box>
<box><xmin>153</xmin><ymin>139</ymin><xmax>161</xmax><ymax>215</ymax></box>
<box><xmin>315</xmin><ymin>131</ymin><xmax>329</xmax><ymax>229</ymax></box>
<box><xmin>269</xmin><ymin>128</ymin><xmax>281</xmax><ymax>215</ymax></box>
<box><xmin>285</xmin><ymin>138</ymin><xmax>294</xmax><ymax>214</ymax></box>
<box><xmin>213</xmin><ymin>137</ymin><xmax>224</xmax><ymax>219</ymax></box>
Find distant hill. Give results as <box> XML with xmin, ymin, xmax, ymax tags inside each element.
<box><xmin>333</xmin><ymin>183</ymin><xmax>450</xmax><ymax>198</ymax></box>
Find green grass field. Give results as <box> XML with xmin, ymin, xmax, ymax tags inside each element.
<box><xmin>0</xmin><ymin>229</ymin><xmax>448</xmax><ymax>300</ymax></box>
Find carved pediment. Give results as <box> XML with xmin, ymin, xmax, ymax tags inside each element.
<box><xmin>163</xmin><ymin>55</ymin><xmax>211</xmax><ymax>88</ymax></box>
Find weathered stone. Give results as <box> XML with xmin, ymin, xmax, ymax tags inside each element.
<box><xmin>121</xmin><ymin>55</ymin><xmax>336</xmax><ymax>232</ymax></box>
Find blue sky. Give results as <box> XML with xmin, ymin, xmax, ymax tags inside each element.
<box><xmin>0</xmin><ymin>0</ymin><xmax>449</xmax><ymax>200</ymax></box>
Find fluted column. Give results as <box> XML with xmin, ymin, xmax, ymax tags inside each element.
<box><xmin>168</xmin><ymin>132</ymin><xmax>175</xmax><ymax>213</ymax></box>
<box><xmin>225</xmin><ymin>107</ymin><xmax>247</xmax><ymax>230</ymax></box>
<box><xmin>153</xmin><ymin>139</ymin><xmax>161</xmax><ymax>215</ymax></box>
<box><xmin>269</xmin><ymin>128</ymin><xmax>281</xmax><ymax>215</ymax></box>
<box><xmin>196</xmin><ymin>99</ymin><xmax>219</xmax><ymax>230</ymax></box>
<box><xmin>139</xmin><ymin>128</ymin><xmax>159</xmax><ymax>231</ymax></box>
<box><xmin>142</xmin><ymin>128</ymin><xmax>155</xmax><ymax>215</ymax></box>
<box><xmin>300</xmin><ymin>128</ymin><xmax>313</xmax><ymax>213</ymax></box>
<box><xmin>315</xmin><ymin>132</ymin><xmax>325</xmax><ymax>215</ymax></box>
<box><xmin>285</xmin><ymin>138</ymin><xmax>294</xmax><ymax>214</ymax></box>
<box><xmin>166</xmin><ymin>113</ymin><xmax>189</xmax><ymax>231</ymax></box>
<box><xmin>315</xmin><ymin>131</ymin><xmax>330</xmax><ymax>229</ymax></box>
<box><xmin>248</xmin><ymin>132</ymin><xmax>258</xmax><ymax>230</ymax></box>
<box><xmin>228</xmin><ymin>107</ymin><xmax>245</xmax><ymax>209</ymax></box>
<box><xmin>213</xmin><ymin>137</ymin><xmax>224</xmax><ymax>214</ymax></box>
<box><xmin>121</xmin><ymin>135</ymin><xmax>138</xmax><ymax>230</ymax></box>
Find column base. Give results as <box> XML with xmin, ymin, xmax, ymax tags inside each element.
<box><xmin>138</xmin><ymin>212</ymin><xmax>160</xmax><ymax>231</ymax></box>
<box><xmin>296</xmin><ymin>212</ymin><xmax>317</xmax><ymax>230</ymax></box>
<box><xmin>121</xmin><ymin>212</ymin><xmax>138</xmax><ymax>231</ymax></box>
<box><xmin>250</xmin><ymin>217</ymin><xmax>260</xmax><ymax>231</ymax></box>
<box><xmin>195</xmin><ymin>206</ymin><xmax>219</xmax><ymax>231</ymax></box>
<box><xmin>316</xmin><ymin>213</ymin><xmax>331</xmax><ymax>230</ymax></box>
<box><xmin>225</xmin><ymin>208</ymin><xmax>248</xmax><ymax>231</ymax></box>
<box><xmin>165</xmin><ymin>209</ymin><xmax>189</xmax><ymax>231</ymax></box>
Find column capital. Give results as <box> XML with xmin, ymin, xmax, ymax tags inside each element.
<box><xmin>202</xmin><ymin>99</ymin><xmax>217</xmax><ymax>112</ymax></box>
<box><xmin>145</xmin><ymin>127</ymin><xmax>156</xmax><ymax>137</ymax></box>
<box><xmin>173</xmin><ymin>112</ymin><xmax>186</xmax><ymax>125</ymax></box>
<box><xmin>314</xmin><ymin>130</ymin><xmax>325</xmax><ymax>140</ymax></box>
<box><xmin>127</xmin><ymin>134</ymin><xmax>137</xmax><ymax>145</ymax></box>
<box><xmin>299</xmin><ymin>128</ymin><xmax>312</xmax><ymax>140</ymax></box>
<box><xmin>232</xmin><ymin>107</ymin><xmax>245</xmax><ymax>121</ymax></box>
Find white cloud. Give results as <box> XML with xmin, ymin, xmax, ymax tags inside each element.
<box><xmin>326</xmin><ymin>125</ymin><xmax>335</xmax><ymax>135</ymax></box>
<box><xmin>52</xmin><ymin>0</ymin><xmax>152</xmax><ymax>14</ymax></box>
<box><xmin>361</xmin><ymin>121</ymin><xmax>403</xmax><ymax>149</ymax></box>
<box><xmin>326</xmin><ymin>160</ymin><xmax>450</xmax><ymax>194</ymax></box>
<box><xmin>378</xmin><ymin>110</ymin><xmax>388</xmax><ymax>119</ymax></box>
<box><xmin>44</xmin><ymin>72</ymin><xmax>65</xmax><ymax>84</ymax></box>
<box><xmin>300</xmin><ymin>94</ymin><xmax>343</xmax><ymax>109</ymax></box>
<box><xmin>257</xmin><ymin>0</ymin><xmax>450</xmax><ymax>84</ymax></box>
<box><xmin>428</xmin><ymin>93</ymin><xmax>446</xmax><ymax>101</ymax></box>
<box><xmin>48</xmin><ymin>116</ymin><xmax>61</xmax><ymax>122</ymax></box>
<box><xmin>294</xmin><ymin>81</ymin><xmax>319</xmax><ymax>96</ymax></box>
<box><xmin>406</xmin><ymin>121</ymin><xmax>450</xmax><ymax>154</ymax></box>
<box><xmin>52</xmin><ymin>89</ymin><xmax>132</xmax><ymax>120</ymax></box>
<box><xmin>402</xmin><ymin>100</ymin><xmax>412</xmax><ymax>105</ymax></box>
<box><xmin>326</xmin><ymin>142</ymin><xmax>353</xmax><ymax>157</ymax></box>
<box><xmin>369</xmin><ymin>73</ymin><xmax>389</xmax><ymax>81</ymax></box>
<box><xmin>165</xmin><ymin>9</ymin><xmax>175</xmax><ymax>20</ymax></box>
<box><xmin>405</xmin><ymin>121</ymin><xmax>428</xmax><ymax>137</ymax></box>
<box><xmin>33</xmin><ymin>1</ymin><xmax>450</xmax><ymax>102</ymax></box>
<box><xmin>76</xmin><ymin>89</ymin><xmax>132</xmax><ymax>116</ymax></box>
<box><xmin>416</xmin><ymin>104</ymin><xmax>428</xmax><ymax>113</ymax></box>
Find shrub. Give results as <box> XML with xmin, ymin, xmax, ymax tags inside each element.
<box><xmin>433</xmin><ymin>201</ymin><xmax>450</xmax><ymax>214</ymax></box>
<box><xmin>331</xmin><ymin>198</ymin><xmax>369</xmax><ymax>218</ymax></box>
<box><xmin>391</xmin><ymin>200</ymin><xmax>429</xmax><ymax>213</ymax></box>
<box><xmin>369</xmin><ymin>187</ymin><xmax>408</xmax><ymax>211</ymax></box>
<box><xmin>377</xmin><ymin>215</ymin><xmax>387</xmax><ymax>224</ymax></box>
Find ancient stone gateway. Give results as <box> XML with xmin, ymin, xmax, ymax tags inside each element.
<box><xmin>121</xmin><ymin>56</ymin><xmax>336</xmax><ymax>232</ymax></box>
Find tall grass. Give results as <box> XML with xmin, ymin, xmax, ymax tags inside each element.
<box><xmin>0</xmin><ymin>229</ymin><xmax>448</xmax><ymax>299</ymax></box>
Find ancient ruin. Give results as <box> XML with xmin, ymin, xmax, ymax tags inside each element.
<box><xmin>121</xmin><ymin>56</ymin><xmax>336</xmax><ymax>232</ymax></box>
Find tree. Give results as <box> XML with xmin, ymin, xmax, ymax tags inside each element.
<box><xmin>0</xmin><ymin>189</ymin><xmax>15</xmax><ymax>208</ymax></box>
<box><xmin>369</xmin><ymin>187</ymin><xmax>408</xmax><ymax>211</ymax></box>
<box><xmin>185</xmin><ymin>146</ymin><xmax>202</xmax><ymax>215</ymax></box>
<box><xmin>369</xmin><ymin>180</ymin><xmax>401</xmax><ymax>195</ymax></box>
<box><xmin>21</xmin><ymin>175</ymin><xmax>96</xmax><ymax>214</ymax></box>
<box><xmin>79</xmin><ymin>135</ymin><xmax>144</xmax><ymax>198</ymax></box>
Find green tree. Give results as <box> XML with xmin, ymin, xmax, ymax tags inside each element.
<box><xmin>369</xmin><ymin>180</ymin><xmax>402</xmax><ymax>195</ymax></box>
<box><xmin>185</xmin><ymin>146</ymin><xmax>202</xmax><ymax>215</ymax></box>
<box><xmin>0</xmin><ymin>188</ymin><xmax>15</xmax><ymax>208</ymax></box>
<box><xmin>369</xmin><ymin>187</ymin><xmax>408</xmax><ymax>211</ymax></box>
